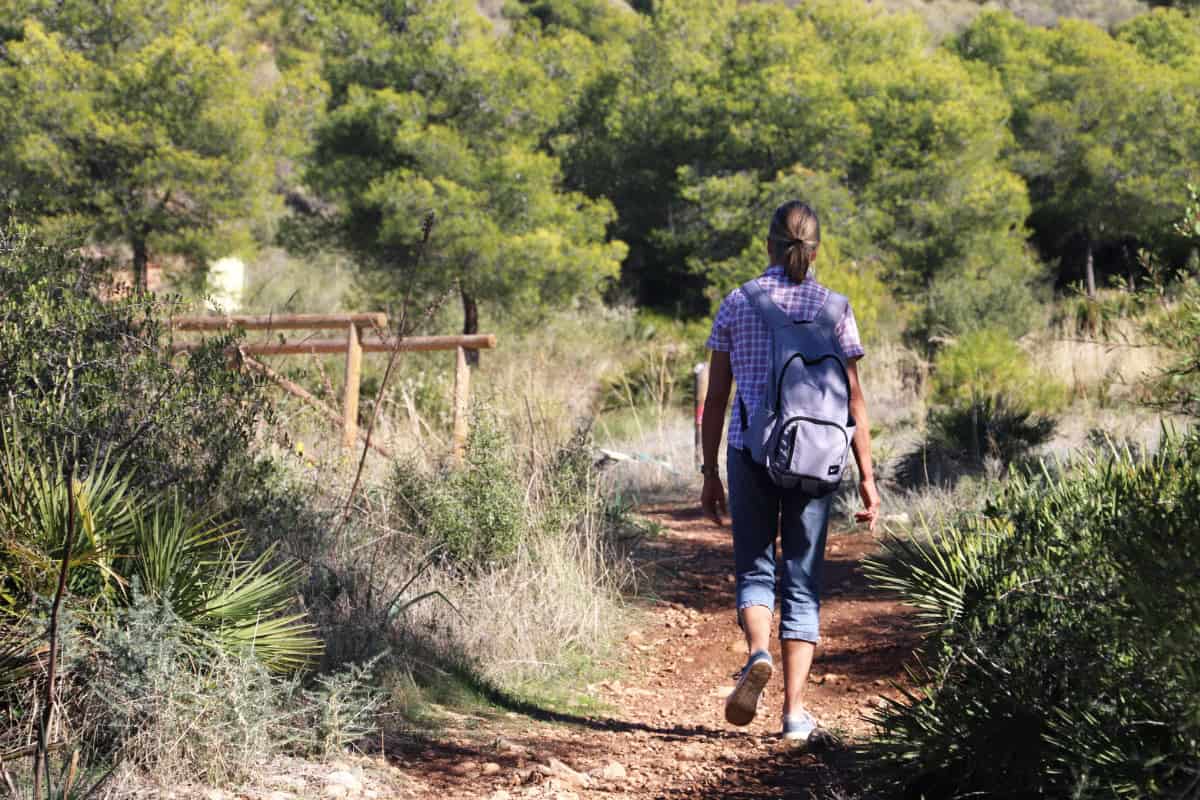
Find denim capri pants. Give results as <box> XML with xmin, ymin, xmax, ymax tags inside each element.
<box><xmin>726</xmin><ymin>446</ymin><xmax>833</xmax><ymax>643</ymax></box>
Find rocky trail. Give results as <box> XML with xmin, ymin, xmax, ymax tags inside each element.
<box><xmin>384</xmin><ymin>502</ymin><xmax>919</xmax><ymax>799</ymax></box>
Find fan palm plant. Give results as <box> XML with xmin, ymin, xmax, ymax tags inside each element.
<box><xmin>0</xmin><ymin>439</ymin><xmax>321</xmax><ymax>672</ymax></box>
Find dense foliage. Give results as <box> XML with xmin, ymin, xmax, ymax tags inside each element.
<box><xmin>867</xmin><ymin>432</ymin><xmax>1200</xmax><ymax>798</ymax></box>
<box><xmin>4</xmin><ymin>0</ymin><xmax>1199</xmax><ymax>342</ymax></box>
<box><xmin>0</xmin><ymin>226</ymin><xmax>325</xmax><ymax>784</ymax></box>
<box><xmin>0</xmin><ymin>226</ymin><xmax>268</xmax><ymax>500</ymax></box>
<box><xmin>0</xmin><ymin>1</ymin><xmax>279</xmax><ymax>290</ymax></box>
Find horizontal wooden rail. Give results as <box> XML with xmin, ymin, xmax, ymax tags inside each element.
<box><xmin>171</xmin><ymin>334</ymin><xmax>497</xmax><ymax>355</ymax></box>
<box><xmin>172</xmin><ymin>312</ymin><xmax>388</xmax><ymax>332</ymax></box>
<box><xmin>171</xmin><ymin>317</ymin><xmax>496</xmax><ymax>461</ymax></box>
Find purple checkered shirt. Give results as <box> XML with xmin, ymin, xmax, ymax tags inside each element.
<box><xmin>706</xmin><ymin>265</ymin><xmax>865</xmax><ymax>453</ymax></box>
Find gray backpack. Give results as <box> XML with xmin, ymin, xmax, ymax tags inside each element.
<box><xmin>738</xmin><ymin>279</ymin><xmax>855</xmax><ymax>495</ymax></box>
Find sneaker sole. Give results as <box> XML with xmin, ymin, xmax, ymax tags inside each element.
<box><xmin>725</xmin><ymin>659</ymin><xmax>773</xmax><ymax>726</ymax></box>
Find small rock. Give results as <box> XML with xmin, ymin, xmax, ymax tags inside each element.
<box><xmin>496</xmin><ymin>738</ymin><xmax>529</xmax><ymax>757</ymax></box>
<box><xmin>544</xmin><ymin>758</ymin><xmax>590</xmax><ymax>788</ymax></box>
<box><xmin>678</xmin><ymin>743</ymin><xmax>706</xmax><ymax>762</ymax></box>
<box><xmin>450</xmin><ymin>760</ymin><xmax>478</xmax><ymax>777</ymax></box>
<box><xmin>483</xmin><ymin>762</ymin><xmax>502</xmax><ymax>776</ymax></box>
<box><xmin>204</xmin><ymin>790</ymin><xmax>228</xmax><ymax>800</ymax></box>
<box><xmin>488</xmin><ymin>791</ymin><xmax>512</xmax><ymax>800</ymax></box>
<box><xmin>682</xmin><ymin>626</ymin><xmax>699</xmax><ymax>637</ymax></box>
<box><xmin>599</xmin><ymin>761</ymin><xmax>627</xmax><ymax>782</ymax></box>
<box><xmin>821</xmin><ymin>673</ymin><xmax>847</xmax><ymax>685</ymax></box>
<box><xmin>323</xmin><ymin>786</ymin><xmax>347</xmax><ymax>800</ymax></box>
<box><xmin>626</xmin><ymin>629</ymin><xmax>644</xmax><ymax>644</ymax></box>
<box><xmin>325</xmin><ymin>771</ymin><xmax>361</xmax><ymax>792</ymax></box>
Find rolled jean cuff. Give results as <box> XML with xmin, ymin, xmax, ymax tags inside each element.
<box><xmin>779</xmin><ymin>626</ymin><xmax>819</xmax><ymax>644</ymax></box>
<box><xmin>736</xmin><ymin>589</ymin><xmax>775</xmax><ymax>614</ymax></box>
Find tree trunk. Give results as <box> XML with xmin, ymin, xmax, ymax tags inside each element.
<box><xmin>132</xmin><ymin>236</ymin><xmax>148</xmax><ymax>295</ymax></box>
<box><xmin>1124</xmin><ymin>244</ymin><xmax>1135</xmax><ymax>292</ymax></box>
<box><xmin>461</xmin><ymin>287</ymin><xmax>479</xmax><ymax>367</ymax></box>
<box><xmin>1084</xmin><ymin>234</ymin><xmax>1096</xmax><ymax>299</ymax></box>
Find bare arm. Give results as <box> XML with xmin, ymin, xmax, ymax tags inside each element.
<box><xmin>700</xmin><ymin>350</ymin><xmax>732</xmax><ymax>525</ymax></box>
<box><xmin>846</xmin><ymin>359</ymin><xmax>881</xmax><ymax>531</ymax></box>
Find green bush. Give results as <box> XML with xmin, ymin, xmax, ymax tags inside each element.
<box><xmin>895</xmin><ymin>396</ymin><xmax>1057</xmax><ymax>486</ymax></box>
<box><xmin>391</xmin><ymin>409</ymin><xmax>525</xmax><ymax>566</ymax></box>
<box><xmin>83</xmin><ymin>596</ymin><xmax>380</xmax><ymax>785</ymax></box>
<box><xmin>931</xmin><ymin>328</ymin><xmax>1066</xmax><ymax>413</ymax></box>
<box><xmin>1144</xmin><ymin>278</ymin><xmax>1200</xmax><ymax>417</ymax></box>
<box><xmin>0</xmin><ymin>225</ymin><xmax>270</xmax><ymax>502</ymax></box>
<box><xmin>866</xmin><ymin>431</ymin><xmax>1200</xmax><ymax>798</ymax></box>
<box><xmin>897</xmin><ymin>329</ymin><xmax>1061</xmax><ymax>485</ymax></box>
<box><xmin>597</xmin><ymin>315</ymin><xmax>707</xmax><ymax>412</ymax></box>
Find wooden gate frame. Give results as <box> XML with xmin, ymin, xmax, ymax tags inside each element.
<box><xmin>171</xmin><ymin>313</ymin><xmax>496</xmax><ymax>460</ymax></box>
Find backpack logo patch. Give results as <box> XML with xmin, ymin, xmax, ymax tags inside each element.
<box><xmin>827</xmin><ymin>465</ymin><xmax>840</xmax><ymax>476</ymax></box>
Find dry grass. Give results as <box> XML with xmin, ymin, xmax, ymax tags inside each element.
<box><xmin>1024</xmin><ymin>318</ymin><xmax>1165</xmax><ymax>407</ymax></box>
<box><xmin>396</xmin><ymin>495</ymin><xmax>634</xmax><ymax>692</ymax></box>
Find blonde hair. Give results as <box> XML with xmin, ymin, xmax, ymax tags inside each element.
<box><xmin>767</xmin><ymin>201</ymin><xmax>820</xmax><ymax>283</ymax></box>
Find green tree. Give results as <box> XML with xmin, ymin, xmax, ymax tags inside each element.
<box><xmin>957</xmin><ymin>11</ymin><xmax>1200</xmax><ymax>296</ymax></box>
<box><xmin>0</xmin><ymin>2</ymin><xmax>274</xmax><ymax>292</ymax></box>
<box><xmin>565</xmin><ymin>0</ymin><xmax>1038</xmax><ymax>338</ymax></box>
<box><xmin>502</xmin><ymin>0</ymin><xmax>641</xmax><ymax>43</ymax></box>
<box><xmin>305</xmin><ymin>0</ymin><xmax>626</xmax><ymax>353</ymax></box>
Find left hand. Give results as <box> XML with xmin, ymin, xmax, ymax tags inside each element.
<box><xmin>855</xmin><ymin>477</ymin><xmax>881</xmax><ymax>533</ymax></box>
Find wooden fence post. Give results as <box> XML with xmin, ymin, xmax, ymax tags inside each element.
<box><xmin>452</xmin><ymin>346</ymin><xmax>470</xmax><ymax>463</ymax></box>
<box><xmin>342</xmin><ymin>323</ymin><xmax>363</xmax><ymax>450</ymax></box>
<box><xmin>693</xmin><ymin>362</ymin><xmax>708</xmax><ymax>470</ymax></box>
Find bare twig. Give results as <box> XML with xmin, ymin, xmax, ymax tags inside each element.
<box><xmin>34</xmin><ymin>456</ymin><xmax>76</xmax><ymax>800</ymax></box>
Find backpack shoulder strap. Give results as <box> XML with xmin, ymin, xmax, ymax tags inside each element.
<box><xmin>815</xmin><ymin>290</ymin><xmax>849</xmax><ymax>333</ymax></box>
<box><xmin>740</xmin><ymin>279</ymin><xmax>792</xmax><ymax>330</ymax></box>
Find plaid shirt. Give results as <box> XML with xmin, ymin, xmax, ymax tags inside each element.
<box><xmin>706</xmin><ymin>265</ymin><xmax>865</xmax><ymax>452</ymax></box>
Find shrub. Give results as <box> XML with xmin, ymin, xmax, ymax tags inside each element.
<box><xmin>0</xmin><ymin>224</ymin><xmax>270</xmax><ymax>503</ymax></box>
<box><xmin>84</xmin><ymin>596</ymin><xmax>381</xmax><ymax>787</ymax></box>
<box><xmin>936</xmin><ymin>396</ymin><xmax>1055</xmax><ymax>466</ymax></box>
<box><xmin>896</xmin><ymin>330</ymin><xmax>1061</xmax><ymax>486</ymax></box>
<box><xmin>0</xmin><ymin>444</ymin><xmax>320</xmax><ymax>672</ymax></box>
<box><xmin>597</xmin><ymin>315</ymin><xmax>706</xmax><ymax>412</ymax></box>
<box><xmin>391</xmin><ymin>408</ymin><xmax>525</xmax><ymax>567</ymax></box>
<box><xmin>866</xmin><ymin>430</ymin><xmax>1200</xmax><ymax>798</ymax></box>
<box><xmin>931</xmin><ymin>328</ymin><xmax>1066</xmax><ymax>413</ymax></box>
<box><xmin>1143</xmin><ymin>278</ymin><xmax>1200</xmax><ymax>417</ymax></box>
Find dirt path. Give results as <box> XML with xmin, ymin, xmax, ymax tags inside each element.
<box><xmin>388</xmin><ymin>502</ymin><xmax>918</xmax><ymax>799</ymax></box>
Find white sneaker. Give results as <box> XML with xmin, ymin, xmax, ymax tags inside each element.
<box><xmin>782</xmin><ymin>709</ymin><xmax>818</xmax><ymax>742</ymax></box>
<box><xmin>724</xmin><ymin>650</ymin><xmax>773</xmax><ymax>726</ymax></box>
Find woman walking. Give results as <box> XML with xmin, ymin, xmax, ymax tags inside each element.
<box><xmin>699</xmin><ymin>200</ymin><xmax>880</xmax><ymax>743</ymax></box>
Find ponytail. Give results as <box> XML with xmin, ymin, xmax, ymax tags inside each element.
<box><xmin>768</xmin><ymin>201</ymin><xmax>821</xmax><ymax>283</ymax></box>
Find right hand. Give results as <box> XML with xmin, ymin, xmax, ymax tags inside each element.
<box><xmin>701</xmin><ymin>475</ymin><xmax>728</xmax><ymax>526</ymax></box>
<box><xmin>855</xmin><ymin>477</ymin><xmax>881</xmax><ymax>533</ymax></box>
